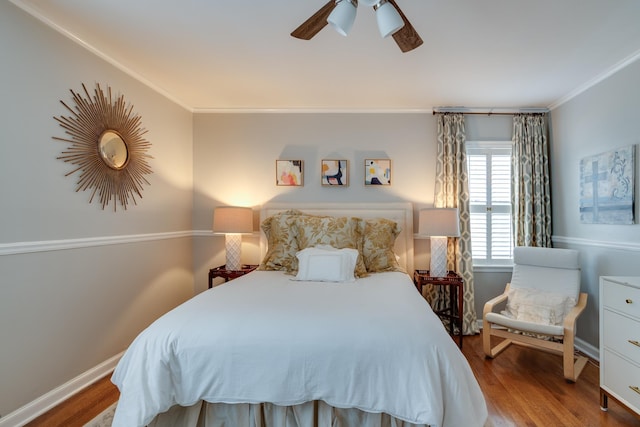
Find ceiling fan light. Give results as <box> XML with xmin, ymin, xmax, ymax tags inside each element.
<box><xmin>375</xmin><ymin>1</ymin><xmax>404</xmax><ymax>38</ymax></box>
<box><xmin>327</xmin><ymin>0</ymin><xmax>357</xmax><ymax>36</ymax></box>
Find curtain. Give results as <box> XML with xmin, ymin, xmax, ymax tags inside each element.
<box><xmin>432</xmin><ymin>113</ymin><xmax>478</xmax><ymax>335</ymax></box>
<box><xmin>511</xmin><ymin>114</ymin><xmax>552</xmax><ymax>247</ymax></box>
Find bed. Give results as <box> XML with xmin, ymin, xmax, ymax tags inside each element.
<box><xmin>111</xmin><ymin>202</ymin><xmax>488</xmax><ymax>427</ymax></box>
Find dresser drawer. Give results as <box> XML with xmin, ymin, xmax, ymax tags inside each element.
<box><xmin>602</xmin><ymin>350</ymin><xmax>640</xmax><ymax>415</ymax></box>
<box><xmin>603</xmin><ymin>309</ymin><xmax>640</xmax><ymax>364</ymax></box>
<box><xmin>602</xmin><ymin>279</ymin><xmax>640</xmax><ymax>319</ymax></box>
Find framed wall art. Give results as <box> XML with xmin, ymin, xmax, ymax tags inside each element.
<box><xmin>321</xmin><ymin>159</ymin><xmax>348</xmax><ymax>186</ymax></box>
<box><xmin>365</xmin><ymin>159</ymin><xmax>391</xmax><ymax>186</ymax></box>
<box><xmin>579</xmin><ymin>145</ymin><xmax>635</xmax><ymax>224</ymax></box>
<box><xmin>276</xmin><ymin>160</ymin><xmax>303</xmax><ymax>186</ymax></box>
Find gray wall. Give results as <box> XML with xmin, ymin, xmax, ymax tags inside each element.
<box><xmin>192</xmin><ymin>112</ymin><xmax>437</xmax><ymax>293</ymax></box>
<box><xmin>550</xmin><ymin>58</ymin><xmax>640</xmax><ymax>349</ymax></box>
<box><xmin>0</xmin><ymin>2</ymin><xmax>194</xmax><ymax>417</ymax></box>
<box><xmin>191</xmin><ymin>113</ymin><xmax>514</xmax><ymax>315</ymax></box>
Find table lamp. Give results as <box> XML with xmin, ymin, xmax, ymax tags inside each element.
<box><xmin>212</xmin><ymin>206</ymin><xmax>253</xmax><ymax>271</ymax></box>
<box><xmin>419</xmin><ymin>208</ymin><xmax>460</xmax><ymax>278</ymax></box>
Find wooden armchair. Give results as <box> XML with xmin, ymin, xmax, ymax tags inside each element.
<box><xmin>482</xmin><ymin>246</ymin><xmax>588</xmax><ymax>382</ymax></box>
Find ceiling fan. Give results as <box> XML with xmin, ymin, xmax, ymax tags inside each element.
<box><xmin>291</xmin><ymin>0</ymin><xmax>423</xmax><ymax>53</ymax></box>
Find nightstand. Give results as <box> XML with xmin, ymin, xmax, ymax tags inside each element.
<box><xmin>414</xmin><ymin>270</ymin><xmax>464</xmax><ymax>349</ymax></box>
<box><xmin>208</xmin><ymin>264</ymin><xmax>258</xmax><ymax>288</ymax></box>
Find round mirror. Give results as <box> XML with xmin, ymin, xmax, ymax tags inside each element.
<box><xmin>98</xmin><ymin>130</ymin><xmax>128</xmax><ymax>170</ymax></box>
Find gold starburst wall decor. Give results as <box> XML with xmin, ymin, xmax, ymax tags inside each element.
<box><xmin>53</xmin><ymin>83</ymin><xmax>153</xmax><ymax>211</ymax></box>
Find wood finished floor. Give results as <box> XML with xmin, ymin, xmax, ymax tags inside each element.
<box><xmin>24</xmin><ymin>334</ymin><xmax>640</xmax><ymax>427</ymax></box>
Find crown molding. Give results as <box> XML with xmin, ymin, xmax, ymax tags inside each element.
<box><xmin>192</xmin><ymin>108</ymin><xmax>432</xmax><ymax>114</ymax></box>
<box><xmin>549</xmin><ymin>47</ymin><xmax>640</xmax><ymax>110</ymax></box>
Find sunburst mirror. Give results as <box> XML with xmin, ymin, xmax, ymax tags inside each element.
<box><xmin>53</xmin><ymin>83</ymin><xmax>153</xmax><ymax>211</ymax></box>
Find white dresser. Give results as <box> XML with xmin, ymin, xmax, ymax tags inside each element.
<box><xmin>600</xmin><ymin>276</ymin><xmax>640</xmax><ymax>417</ymax></box>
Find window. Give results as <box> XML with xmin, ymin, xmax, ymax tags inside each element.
<box><xmin>466</xmin><ymin>141</ymin><xmax>513</xmax><ymax>265</ymax></box>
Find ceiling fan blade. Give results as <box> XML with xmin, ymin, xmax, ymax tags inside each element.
<box><xmin>291</xmin><ymin>1</ymin><xmax>336</xmax><ymax>40</ymax></box>
<box><xmin>388</xmin><ymin>0</ymin><xmax>423</xmax><ymax>53</ymax></box>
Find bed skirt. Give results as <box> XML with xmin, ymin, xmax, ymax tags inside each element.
<box><xmin>147</xmin><ymin>401</ymin><xmax>429</xmax><ymax>427</ymax></box>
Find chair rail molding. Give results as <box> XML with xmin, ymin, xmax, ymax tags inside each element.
<box><xmin>552</xmin><ymin>235</ymin><xmax>640</xmax><ymax>252</ymax></box>
<box><xmin>0</xmin><ymin>231</ymin><xmax>192</xmax><ymax>256</ymax></box>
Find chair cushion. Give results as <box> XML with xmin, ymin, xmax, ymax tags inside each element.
<box><xmin>485</xmin><ymin>312</ymin><xmax>565</xmax><ymax>336</ymax></box>
<box><xmin>510</xmin><ymin>247</ymin><xmax>580</xmax><ymax>299</ymax></box>
<box><xmin>502</xmin><ymin>287</ymin><xmax>576</xmax><ymax>327</ymax></box>
<box><xmin>514</xmin><ymin>246</ymin><xmax>579</xmax><ymax>269</ymax></box>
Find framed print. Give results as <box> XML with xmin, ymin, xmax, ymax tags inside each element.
<box><xmin>276</xmin><ymin>160</ymin><xmax>303</xmax><ymax>186</ymax></box>
<box><xmin>365</xmin><ymin>159</ymin><xmax>391</xmax><ymax>186</ymax></box>
<box><xmin>321</xmin><ymin>159</ymin><xmax>348</xmax><ymax>186</ymax></box>
<box><xmin>579</xmin><ymin>145</ymin><xmax>635</xmax><ymax>224</ymax></box>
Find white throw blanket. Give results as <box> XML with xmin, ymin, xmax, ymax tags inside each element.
<box><xmin>112</xmin><ymin>271</ymin><xmax>487</xmax><ymax>427</ymax></box>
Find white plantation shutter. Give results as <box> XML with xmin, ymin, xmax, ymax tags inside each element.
<box><xmin>468</xmin><ymin>155</ymin><xmax>488</xmax><ymax>259</ymax></box>
<box><xmin>467</xmin><ymin>142</ymin><xmax>513</xmax><ymax>264</ymax></box>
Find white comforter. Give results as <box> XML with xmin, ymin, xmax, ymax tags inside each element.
<box><xmin>111</xmin><ymin>271</ymin><xmax>487</xmax><ymax>427</ymax></box>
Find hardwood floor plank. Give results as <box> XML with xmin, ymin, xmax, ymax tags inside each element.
<box><xmin>468</xmin><ymin>335</ymin><xmax>640</xmax><ymax>427</ymax></box>
<box><xmin>24</xmin><ymin>375</ymin><xmax>119</xmax><ymax>427</ymax></box>
<box><xmin>23</xmin><ymin>334</ymin><xmax>640</xmax><ymax>426</ymax></box>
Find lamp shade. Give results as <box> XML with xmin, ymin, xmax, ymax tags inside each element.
<box><xmin>212</xmin><ymin>207</ymin><xmax>253</xmax><ymax>234</ymax></box>
<box><xmin>375</xmin><ymin>0</ymin><xmax>404</xmax><ymax>38</ymax></box>
<box><xmin>418</xmin><ymin>208</ymin><xmax>460</xmax><ymax>237</ymax></box>
<box><xmin>328</xmin><ymin>0</ymin><xmax>357</xmax><ymax>36</ymax></box>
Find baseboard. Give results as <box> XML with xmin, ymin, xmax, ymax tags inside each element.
<box><xmin>476</xmin><ymin>320</ymin><xmax>600</xmax><ymax>362</ymax></box>
<box><xmin>574</xmin><ymin>337</ymin><xmax>599</xmax><ymax>362</ymax></box>
<box><xmin>0</xmin><ymin>352</ymin><xmax>123</xmax><ymax>427</ymax></box>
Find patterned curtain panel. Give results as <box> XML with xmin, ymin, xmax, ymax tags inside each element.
<box><xmin>511</xmin><ymin>114</ymin><xmax>552</xmax><ymax>248</ymax></box>
<box><xmin>432</xmin><ymin>113</ymin><xmax>479</xmax><ymax>335</ymax></box>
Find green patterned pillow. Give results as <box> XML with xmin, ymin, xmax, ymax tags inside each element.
<box><xmin>361</xmin><ymin>218</ymin><xmax>404</xmax><ymax>273</ymax></box>
<box><xmin>294</xmin><ymin>215</ymin><xmax>368</xmax><ymax>278</ymax></box>
<box><xmin>258</xmin><ymin>210</ymin><xmax>306</xmax><ymax>272</ymax></box>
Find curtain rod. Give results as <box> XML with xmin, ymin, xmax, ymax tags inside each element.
<box><xmin>432</xmin><ymin>107</ymin><xmax>549</xmax><ymax>116</ymax></box>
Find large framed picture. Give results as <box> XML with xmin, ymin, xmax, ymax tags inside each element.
<box><xmin>276</xmin><ymin>160</ymin><xmax>304</xmax><ymax>186</ymax></box>
<box><xmin>579</xmin><ymin>145</ymin><xmax>635</xmax><ymax>224</ymax></box>
<box><xmin>365</xmin><ymin>159</ymin><xmax>391</xmax><ymax>186</ymax></box>
<box><xmin>321</xmin><ymin>159</ymin><xmax>348</xmax><ymax>186</ymax></box>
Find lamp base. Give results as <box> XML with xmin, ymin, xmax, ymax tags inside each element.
<box><xmin>429</xmin><ymin>236</ymin><xmax>448</xmax><ymax>278</ymax></box>
<box><xmin>225</xmin><ymin>234</ymin><xmax>242</xmax><ymax>271</ymax></box>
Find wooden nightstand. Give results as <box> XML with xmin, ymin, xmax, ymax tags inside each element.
<box><xmin>414</xmin><ymin>270</ymin><xmax>464</xmax><ymax>349</ymax></box>
<box><xmin>209</xmin><ymin>264</ymin><xmax>258</xmax><ymax>288</ymax></box>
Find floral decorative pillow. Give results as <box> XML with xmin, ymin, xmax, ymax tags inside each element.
<box><xmin>258</xmin><ymin>210</ymin><xmax>306</xmax><ymax>272</ymax></box>
<box><xmin>361</xmin><ymin>218</ymin><xmax>404</xmax><ymax>273</ymax></box>
<box><xmin>294</xmin><ymin>215</ymin><xmax>368</xmax><ymax>278</ymax></box>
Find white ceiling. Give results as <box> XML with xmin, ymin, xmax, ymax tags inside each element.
<box><xmin>12</xmin><ymin>0</ymin><xmax>640</xmax><ymax>112</ymax></box>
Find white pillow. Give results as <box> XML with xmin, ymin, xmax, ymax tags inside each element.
<box><xmin>293</xmin><ymin>246</ymin><xmax>359</xmax><ymax>282</ymax></box>
<box><xmin>502</xmin><ymin>288</ymin><xmax>577</xmax><ymax>326</ymax></box>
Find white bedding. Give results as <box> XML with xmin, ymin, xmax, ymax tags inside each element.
<box><xmin>111</xmin><ymin>271</ymin><xmax>487</xmax><ymax>427</ymax></box>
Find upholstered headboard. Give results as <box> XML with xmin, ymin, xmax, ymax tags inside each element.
<box><xmin>259</xmin><ymin>202</ymin><xmax>414</xmax><ymax>274</ymax></box>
